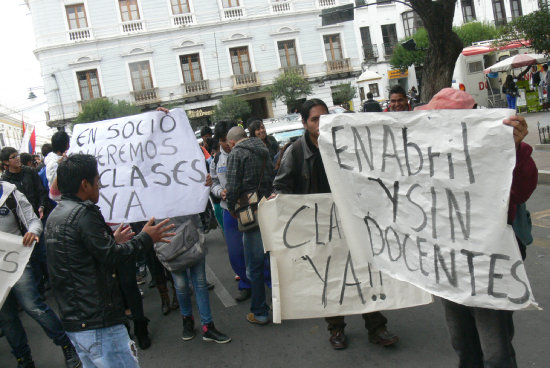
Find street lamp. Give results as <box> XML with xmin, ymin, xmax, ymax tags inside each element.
<box><xmin>27</xmin><ymin>86</ymin><xmax>44</xmax><ymax>100</ymax></box>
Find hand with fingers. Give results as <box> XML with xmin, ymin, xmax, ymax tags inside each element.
<box><xmin>114</xmin><ymin>223</ymin><xmax>135</xmax><ymax>244</ymax></box>
<box><xmin>503</xmin><ymin>115</ymin><xmax>528</xmax><ymax>150</ymax></box>
<box><xmin>142</xmin><ymin>217</ymin><xmax>176</xmax><ymax>243</ymax></box>
<box><xmin>22</xmin><ymin>232</ymin><xmax>40</xmax><ymax>247</ymax></box>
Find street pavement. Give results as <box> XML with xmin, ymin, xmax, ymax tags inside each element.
<box><xmin>2</xmin><ymin>111</ymin><xmax>550</xmax><ymax>368</ymax></box>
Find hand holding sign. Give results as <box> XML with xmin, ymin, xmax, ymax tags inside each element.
<box><xmin>22</xmin><ymin>232</ymin><xmax>39</xmax><ymax>247</ymax></box>
<box><xmin>142</xmin><ymin>217</ymin><xmax>176</xmax><ymax>243</ymax></box>
<box><xmin>503</xmin><ymin>115</ymin><xmax>528</xmax><ymax>149</ymax></box>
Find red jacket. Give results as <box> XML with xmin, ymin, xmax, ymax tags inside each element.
<box><xmin>508</xmin><ymin>142</ymin><xmax>537</xmax><ymax>224</ymax></box>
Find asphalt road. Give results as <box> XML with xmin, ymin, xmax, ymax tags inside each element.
<box><xmin>2</xmin><ymin>184</ymin><xmax>550</xmax><ymax>368</ymax></box>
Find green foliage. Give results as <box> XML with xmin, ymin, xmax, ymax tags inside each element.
<box><xmin>499</xmin><ymin>4</ymin><xmax>550</xmax><ymax>54</ymax></box>
<box><xmin>331</xmin><ymin>83</ymin><xmax>357</xmax><ymax>105</ymax></box>
<box><xmin>390</xmin><ymin>22</ymin><xmax>498</xmax><ymax>70</ymax></box>
<box><xmin>74</xmin><ymin>98</ymin><xmax>140</xmax><ymax>124</ymax></box>
<box><xmin>265</xmin><ymin>71</ymin><xmax>312</xmax><ymax>112</ymax></box>
<box><xmin>212</xmin><ymin>95</ymin><xmax>251</xmax><ymax>122</ymax></box>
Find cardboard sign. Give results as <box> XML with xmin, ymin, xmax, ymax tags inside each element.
<box><xmin>0</xmin><ymin>231</ymin><xmax>31</xmax><ymax>308</ymax></box>
<box><xmin>318</xmin><ymin>109</ymin><xmax>537</xmax><ymax>310</ymax></box>
<box><xmin>69</xmin><ymin>108</ymin><xmax>210</xmax><ymax>223</ymax></box>
<box><xmin>259</xmin><ymin>194</ymin><xmax>433</xmax><ymax>323</ymax></box>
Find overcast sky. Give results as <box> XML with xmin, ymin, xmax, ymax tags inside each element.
<box><xmin>0</xmin><ymin>1</ymin><xmax>51</xmax><ymax>137</ymax></box>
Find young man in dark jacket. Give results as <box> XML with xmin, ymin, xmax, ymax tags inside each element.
<box><xmin>273</xmin><ymin>99</ymin><xmax>398</xmax><ymax>350</ymax></box>
<box><xmin>362</xmin><ymin>92</ymin><xmax>382</xmax><ymax>112</ymax></box>
<box><xmin>225</xmin><ymin>126</ymin><xmax>274</xmax><ymax>325</ymax></box>
<box><xmin>46</xmin><ymin>154</ymin><xmax>175</xmax><ymax>367</ymax></box>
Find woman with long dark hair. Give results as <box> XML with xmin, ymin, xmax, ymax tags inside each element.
<box><xmin>502</xmin><ymin>75</ymin><xmax>518</xmax><ymax>110</ymax></box>
<box><xmin>247</xmin><ymin>119</ymin><xmax>279</xmax><ymax>159</ymax></box>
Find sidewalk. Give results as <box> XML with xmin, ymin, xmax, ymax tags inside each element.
<box><xmin>523</xmin><ymin>111</ymin><xmax>550</xmax><ymax>184</ymax></box>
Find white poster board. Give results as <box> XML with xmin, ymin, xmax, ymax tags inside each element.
<box><xmin>259</xmin><ymin>194</ymin><xmax>433</xmax><ymax>323</ymax></box>
<box><xmin>0</xmin><ymin>231</ymin><xmax>31</xmax><ymax>308</ymax></box>
<box><xmin>69</xmin><ymin>108</ymin><xmax>210</xmax><ymax>223</ymax></box>
<box><xmin>318</xmin><ymin>109</ymin><xmax>537</xmax><ymax>310</ymax></box>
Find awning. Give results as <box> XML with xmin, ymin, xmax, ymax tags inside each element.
<box><xmin>356</xmin><ymin>70</ymin><xmax>382</xmax><ymax>82</ymax></box>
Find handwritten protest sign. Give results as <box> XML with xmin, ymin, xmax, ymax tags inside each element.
<box><xmin>258</xmin><ymin>194</ymin><xmax>433</xmax><ymax>323</ymax></box>
<box><xmin>69</xmin><ymin>108</ymin><xmax>210</xmax><ymax>223</ymax></box>
<box><xmin>318</xmin><ymin>109</ymin><xmax>537</xmax><ymax>310</ymax></box>
<box><xmin>0</xmin><ymin>231</ymin><xmax>31</xmax><ymax>308</ymax></box>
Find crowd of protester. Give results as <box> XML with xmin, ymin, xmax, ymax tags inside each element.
<box><xmin>0</xmin><ymin>85</ymin><xmax>537</xmax><ymax>368</ymax></box>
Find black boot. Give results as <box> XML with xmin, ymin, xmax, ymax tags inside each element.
<box><xmin>61</xmin><ymin>343</ymin><xmax>82</xmax><ymax>368</ymax></box>
<box><xmin>134</xmin><ymin>317</ymin><xmax>152</xmax><ymax>350</ymax></box>
<box><xmin>16</xmin><ymin>353</ymin><xmax>35</xmax><ymax>368</ymax></box>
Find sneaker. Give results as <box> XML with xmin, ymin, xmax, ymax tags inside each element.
<box><xmin>16</xmin><ymin>353</ymin><xmax>35</xmax><ymax>368</ymax></box>
<box><xmin>207</xmin><ymin>281</ymin><xmax>215</xmax><ymax>290</ymax></box>
<box><xmin>235</xmin><ymin>288</ymin><xmax>251</xmax><ymax>302</ymax></box>
<box><xmin>136</xmin><ymin>275</ymin><xmax>146</xmax><ymax>285</ymax></box>
<box><xmin>62</xmin><ymin>343</ymin><xmax>82</xmax><ymax>368</ymax></box>
<box><xmin>368</xmin><ymin>327</ymin><xmax>399</xmax><ymax>346</ymax></box>
<box><xmin>182</xmin><ymin>316</ymin><xmax>195</xmax><ymax>341</ymax></box>
<box><xmin>202</xmin><ymin>322</ymin><xmax>231</xmax><ymax>344</ymax></box>
<box><xmin>246</xmin><ymin>313</ymin><xmax>269</xmax><ymax>325</ymax></box>
<box><xmin>234</xmin><ymin>275</ymin><xmax>240</xmax><ymax>281</ymax></box>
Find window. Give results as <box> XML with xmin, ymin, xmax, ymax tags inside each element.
<box><xmin>129</xmin><ymin>61</ymin><xmax>153</xmax><ymax>91</ymax></box>
<box><xmin>369</xmin><ymin>83</ymin><xmax>380</xmax><ymax>97</ymax></box>
<box><xmin>180</xmin><ymin>54</ymin><xmax>203</xmax><ymax>82</ymax></box>
<box><xmin>461</xmin><ymin>0</ymin><xmax>476</xmax><ymax>22</ymax></box>
<box><xmin>510</xmin><ymin>0</ymin><xmax>523</xmax><ymax>19</ymax></box>
<box><xmin>171</xmin><ymin>0</ymin><xmax>190</xmax><ymax>14</ymax></box>
<box><xmin>381</xmin><ymin>24</ymin><xmax>398</xmax><ymax>56</ymax></box>
<box><xmin>223</xmin><ymin>0</ymin><xmax>239</xmax><ymax>7</ymax></box>
<box><xmin>230</xmin><ymin>47</ymin><xmax>251</xmax><ymax>75</ymax></box>
<box><xmin>492</xmin><ymin>0</ymin><xmax>507</xmax><ymax>26</ymax></box>
<box><xmin>402</xmin><ymin>11</ymin><xmax>422</xmax><ymax>38</ymax></box>
<box><xmin>278</xmin><ymin>40</ymin><xmax>298</xmax><ymax>68</ymax></box>
<box><xmin>66</xmin><ymin>4</ymin><xmax>88</xmax><ymax>29</ymax></box>
<box><xmin>323</xmin><ymin>34</ymin><xmax>343</xmax><ymax>62</ymax></box>
<box><xmin>77</xmin><ymin>69</ymin><xmax>101</xmax><ymax>101</ymax></box>
<box><xmin>467</xmin><ymin>61</ymin><xmax>483</xmax><ymax>74</ymax></box>
<box><xmin>360</xmin><ymin>26</ymin><xmax>377</xmax><ymax>60</ymax></box>
<box><xmin>119</xmin><ymin>0</ymin><xmax>140</xmax><ymax>21</ymax></box>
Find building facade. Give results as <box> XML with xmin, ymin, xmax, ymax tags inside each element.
<box><xmin>28</xmin><ymin>0</ymin><xmax>365</xmax><ymax>128</ymax></box>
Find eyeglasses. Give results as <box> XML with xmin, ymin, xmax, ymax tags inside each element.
<box><xmin>9</xmin><ymin>154</ymin><xmax>19</xmax><ymax>160</ymax></box>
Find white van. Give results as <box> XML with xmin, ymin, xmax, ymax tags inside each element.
<box><xmin>452</xmin><ymin>41</ymin><xmax>531</xmax><ymax>108</ymax></box>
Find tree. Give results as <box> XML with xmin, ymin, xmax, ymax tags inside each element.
<box><xmin>331</xmin><ymin>83</ymin><xmax>357</xmax><ymax>106</ymax></box>
<box><xmin>390</xmin><ymin>22</ymin><xmax>498</xmax><ymax>71</ymax></box>
<box><xmin>265</xmin><ymin>71</ymin><xmax>312</xmax><ymax>112</ymax></box>
<box><xmin>74</xmin><ymin>98</ymin><xmax>140</xmax><ymax>124</ymax></box>
<box><xmin>212</xmin><ymin>95</ymin><xmax>251</xmax><ymax>122</ymax></box>
<box><xmin>499</xmin><ymin>4</ymin><xmax>550</xmax><ymax>54</ymax></box>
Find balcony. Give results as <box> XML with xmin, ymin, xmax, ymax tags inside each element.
<box><xmin>172</xmin><ymin>13</ymin><xmax>195</xmax><ymax>26</ymax></box>
<box><xmin>271</xmin><ymin>0</ymin><xmax>293</xmax><ymax>13</ymax></box>
<box><xmin>318</xmin><ymin>0</ymin><xmax>336</xmax><ymax>7</ymax></box>
<box><xmin>131</xmin><ymin>88</ymin><xmax>159</xmax><ymax>105</ymax></box>
<box><xmin>280</xmin><ymin>64</ymin><xmax>306</xmax><ymax>76</ymax></box>
<box><xmin>182</xmin><ymin>80</ymin><xmax>210</xmax><ymax>96</ymax></box>
<box><xmin>232</xmin><ymin>72</ymin><xmax>260</xmax><ymax>89</ymax></box>
<box><xmin>383</xmin><ymin>42</ymin><xmax>397</xmax><ymax>58</ymax></box>
<box><xmin>223</xmin><ymin>7</ymin><xmax>245</xmax><ymax>20</ymax></box>
<box><xmin>68</xmin><ymin>28</ymin><xmax>92</xmax><ymax>41</ymax></box>
<box><xmin>121</xmin><ymin>20</ymin><xmax>144</xmax><ymax>33</ymax></box>
<box><xmin>363</xmin><ymin>44</ymin><xmax>379</xmax><ymax>61</ymax></box>
<box><xmin>325</xmin><ymin>58</ymin><xmax>351</xmax><ymax>74</ymax></box>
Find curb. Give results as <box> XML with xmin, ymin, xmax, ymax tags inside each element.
<box><xmin>539</xmin><ymin>170</ymin><xmax>550</xmax><ymax>185</ymax></box>
<box><xmin>535</xmin><ymin>144</ymin><xmax>550</xmax><ymax>152</ymax></box>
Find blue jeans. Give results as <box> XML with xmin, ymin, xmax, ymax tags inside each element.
<box><xmin>442</xmin><ymin>299</ymin><xmax>516</xmax><ymax>368</ymax></box>
<box><xmin>0</xmin><ymin>264</ymin><xmax>70</xmax><ymax>359</ymax></box>
<box><xmin>242</xmin><ymin>229</ymin><xmax>269</xmax><ymax>317</ymax></box>
<box><xmin>171</xmin><ymin>258</ymin><xmax>212</xmax><ymax>325</ymax></box>
<box><xmin>223</xmin><ymin>210</ymin><xmax>271</xmax><ymax>290</ymax></box>
<box><xmin>506</xmin><ymin>94</ymin><xmax>517</xmax><ymax>110</ymax></box>
<box><xmin>67</xmin><ymin>324</ymin><xmax>139</xmax><ymax>368</ymax></box>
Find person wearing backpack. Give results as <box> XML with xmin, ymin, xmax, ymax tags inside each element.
<box><xmin>0</xmin><ymin>181</ymin><xmax>81</xmax><ymax>368</ymax></box>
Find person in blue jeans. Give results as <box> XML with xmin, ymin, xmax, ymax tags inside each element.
<box><xmin>502</xmin><ymin>75</ymin><xmax>518</xmax><ymax>110</ymax></box>
<box><xmin>225</xmin><ymin>126</ymin><xmax>274</xmax><ymax>325</ymax></box>
<box><xmin>0</xmin><ymin>181</ymin><xmax>80</xmax><ymax>368</ymax></box>
<box><xmin>168</xmin><ymin>215</ymin><xmax>231</xmax><ymax>344</ymax></box>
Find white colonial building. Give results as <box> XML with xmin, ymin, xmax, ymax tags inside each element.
<box><xmin>27</xmin><ymin>0</ymin><xmax>368</xmax><ymax>128</ymax></box>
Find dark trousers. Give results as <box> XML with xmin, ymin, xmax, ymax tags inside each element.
<box><xmin>116</xmin><ymin>257</ymin><xmax>144</xmax><ymax>320</ymax></box>
<box><xmin>325</xmin><ymin>312</ymin><xmax>387</xmax><ymax>335</ymax></box>
<box><xmin>442</xmin><ymin>299</ymin><xmax>517</xmax><ymax>368</ymax></box>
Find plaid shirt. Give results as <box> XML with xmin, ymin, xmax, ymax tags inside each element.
<box><xmin>226</xmin><ymin>137</ymin><xmax>274</xmax><ymax>211</ymax></box>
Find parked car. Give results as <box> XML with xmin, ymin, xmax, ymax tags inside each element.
<box><xmin>265</xmin><ymin>117</ymin><xmax>304</xmax><ymax>148</ymax></box>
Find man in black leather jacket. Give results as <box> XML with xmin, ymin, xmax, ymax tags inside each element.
<box><xmin>46</xmin><ymin>154</ymin><xmax>174</xmax><ymax>367</ymax></box>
